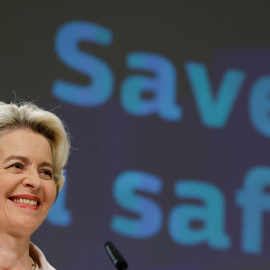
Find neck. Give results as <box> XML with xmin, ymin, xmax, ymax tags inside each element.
<box><xmin>0</xmin><ymin>232</ymin><xmax>31</xmax><ymax>270</ymax></box>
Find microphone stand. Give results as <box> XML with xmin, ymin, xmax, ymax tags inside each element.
<box><xmin>105</xmin><ymin>241</ymin><xmax>128</xmax><ymax>270</ymax></box>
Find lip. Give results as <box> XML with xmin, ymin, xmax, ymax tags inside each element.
<box><xmin>9</xmin><ymin>194</ymin><xmax>41</xmax><ymax>204</ymax></box>
<box><xmin>8</xmin><ymin>194</ymin><xmax>42</xmax><ymax>210</ymax></box>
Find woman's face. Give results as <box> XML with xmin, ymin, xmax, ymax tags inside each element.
<box><xmin>0</xmin><ymin>128</ymin><xmax>56</xmax><ymax>236</ymax></box>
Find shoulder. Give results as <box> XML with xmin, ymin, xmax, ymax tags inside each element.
<box><xmin>29</xmin><ymin>242</ymin><xmax>56</xmax><ymax>270</ymax></box>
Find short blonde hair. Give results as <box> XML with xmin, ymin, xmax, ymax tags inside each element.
<box><xmin>0</xmin><ymin>101</ymin><xmax>70</xmax><ymax>195</ymax></box>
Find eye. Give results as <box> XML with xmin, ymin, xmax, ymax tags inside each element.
<box><xmin>8</xmin><ymin>162</ymin><xmax>24</xmax><ymax>172</ymax></box>
<box><xmin>40</xmin><ymin>169</ymin><xmax>53</xmax><ymax>180</ymax></box>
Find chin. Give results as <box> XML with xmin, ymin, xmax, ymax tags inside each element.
<box><xmin>10</xmin><ymin>218</ymin><xmax>45</xmax><ymax>237</ymax></box>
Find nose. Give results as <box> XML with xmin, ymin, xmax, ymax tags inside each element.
<box><xmin>22</xmin><ymin>170</ymin><xmax>42</xmax><ymax>191</ymax></box>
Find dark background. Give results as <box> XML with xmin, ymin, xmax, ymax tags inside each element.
<box><xmin>1</xmin><ymin>1</ymin><xmax>270</xmax><ymax>269</ymax></box>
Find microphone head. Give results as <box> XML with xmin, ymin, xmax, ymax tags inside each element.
<box><xmin>105</xmin><ymin>241</ymin><xmax>128</xmax><ymax>270</ymax></box>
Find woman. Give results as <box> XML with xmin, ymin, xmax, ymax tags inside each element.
<box><xmin>0</xmin><ymin>101</ymin><xmax>70</xmax><ymax>270</ymax></box>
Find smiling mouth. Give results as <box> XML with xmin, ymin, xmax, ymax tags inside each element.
<box><xmin>8</xmin><ymin>197</ymin><xmax>40</xmax><ymax>206</ymax></box>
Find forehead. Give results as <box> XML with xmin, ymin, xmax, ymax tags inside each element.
<box><xmin>0</xmin><ymin>128</ymin><xmax>52</xmax><ymax>162</ymax></box>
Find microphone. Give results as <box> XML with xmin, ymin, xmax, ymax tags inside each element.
<box><xmin>104</xmin><ymin>241</ymin><xmax>128</xmax><ymax>270</ymax></box>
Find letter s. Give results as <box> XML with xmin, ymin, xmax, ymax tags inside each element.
<box><xmin>111</xmin><ymin>171</ymin><xmax>163</xmax><ymax>238</ymax></box>
<box><xmin>52</xmin><ymin>21</ymin><xmax>114</xmax><ymax>107</ymax></box>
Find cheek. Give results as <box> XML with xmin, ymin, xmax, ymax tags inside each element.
<box><xmin>44</xmin><ymin>182</ymin><xmax>57</xmax><ymax>206</ymax></box>
<box><xmin>0</xmin><ymin>172</ymin><xmax>19</xmax><ymax>193</ymax></box>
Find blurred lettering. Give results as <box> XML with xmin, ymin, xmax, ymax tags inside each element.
<box><xmin>185</xmin><ymin>61</ymin><xmax>246</xmax><ymax>128</ymax></box>
<box><xmin>112</xmin><ymin>168</ymin><xmax>270</xmax><ymax>254</ymax></box>
<box><xmin>249</xmin><ymin>76</ymin><xmax>270</xmax><ymax>137</ymax></box>
<box><xmin>121</xmin><ymin>53</ymin><xmax>182</xmax><ymax>121</ymax></box>
<box><xmin>53</xmin><ymin>20</ymin><xmax>270</xmax><ymax>138</ymax></box>
<box><xmin>53</xmin><ymin>21</ymin><xmax>114</xmax><ymax>106</ymax></box>
<box><xmin>236</xmin><ymin>166</ymin><xmax>270</xmax><ymax>254</ymax></box>
<box><xmin>168</xmin><ymin>180</ymin><xmax>231</xmax><ymax>249</ymax></box>
<box><xmin>111</xmin><ymin>171</ymin><xmax>163</xmax><ymax>238</ymax></box>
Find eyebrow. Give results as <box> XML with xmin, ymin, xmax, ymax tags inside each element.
<box><xmin>4</xmin><ymin>155</ymin><xmax>29</xmax><ymax>164</ymax></box>
<box><xmin>4</xmin><ymin>155</ymin><xmax>54</xmax><ymax>170</ymax></box>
